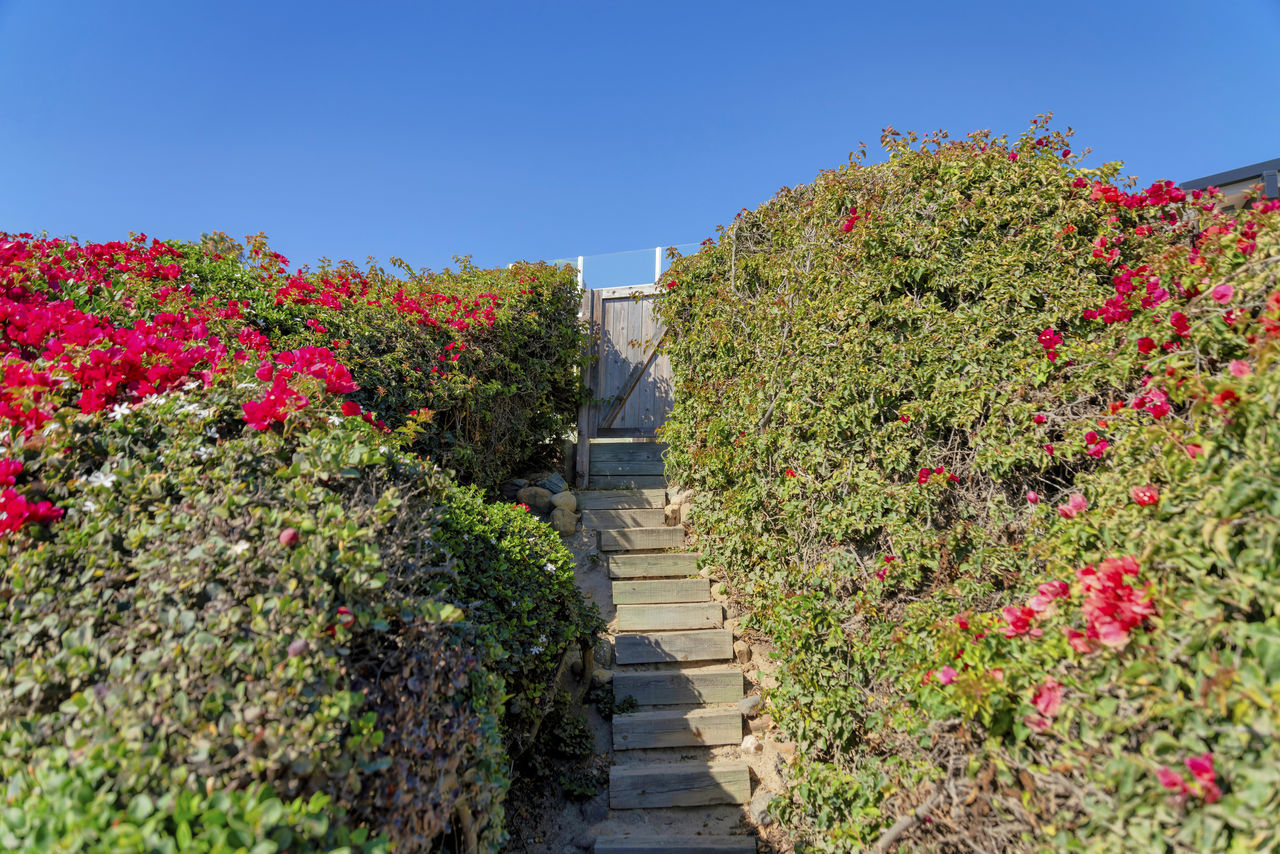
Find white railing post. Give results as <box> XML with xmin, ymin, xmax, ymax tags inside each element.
<box><xmin>577</xmin><ymin>255</ymin><xmax>585</xmax><ymax>289</ymax></box>
<box><xmin>654</xmin><ymin>246</ymin><xmax>661</xmax><ymax>285</ymax></box>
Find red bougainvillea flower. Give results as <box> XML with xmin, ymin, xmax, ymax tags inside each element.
<box><xmin>954</xmin><ymin>615</ymin><xmax>970</xmax><ymax>629</ymax></box>
<box><xmin>0</xmin><ymin>458</ymin><xmax>21</xmax><ymax>487</ymax></box>
<box><xmin>884</xmin><ymin>555</ymin><xmax>897</xmax><ymax>563</ymax></box>
<box><xmin>665</xmin><ymin>280</ymin><xmax>677</xmax><ymax>289</ymax></box>
<box><xmin>1229</xmin><ymin>359</ymin><xmax>1251</xmax><ymax>378</ymax></box>
<box><xmin>899</xmin><ymin>413</ymin><xmax>910</xmax><ymax>423</ymax></box>
<box><xmin>1131</xmin><ymin>484</ymin><xmax>1159</xmax><ymax>506</ymax></box>
<box><xmin>1157</xmin><ymin>754</ymin><xmax>1222</xmax><ymax>804</ymax></box>
<box><xmin>340</xmin><ymin>400</ymin><xmax>361</xmax><ymax>417</ymax></box>
<box><xmin>1033</xmin><ymin>414</ymin><xmax>1047</xmax><ymax>424</ymax></box>
<box><xmin>1211</xmin><ymin>283</ymin><xmax>1235</xmax><ymax>304</ymax></box>
<box><xmin>1212</xmin><ymin>389</ymin><xmax>1239</xmax><ymax>407</ymax></box>
<box><xmin>1043</xmin><ymin>443</ymin><xmax>1055</xmax><ymax>456</ymax></box>
<box><xmin>515</xmin><ymin>503</ymin><xmax>530</xmax><ymax>511</ymax></box>
<box><xmin>918</xmin><ymin>468</ymin><xmax>931</xmax><ymax>484</ymax></box>
<box><xmin>1073</xmin><ymin>555</ymin><xmax>1155</xmax><ymax>651</ymax></box>
<box><xmin>1185</xmin><ymin>443</ymin><xmax>1204</xmax><ymax>459</ymax></box>
<box><xmin>840</xmin><ymin>207</ymin><xmax>861</xmax><ymax>232</ymax></box>
<box><xmin>936</xmin><ymin>666</ymin><xmax>958</xmax><ymax>685</ymax></box>
<box><xmin>1026</xmin><ymin>491</ymin><xmax>1040</xmax><ymax>504</ymax></box>
<box><xmin>1032</xmin><ymin>678</ymin><xmax>1064</xmax><ymax>718</ymax></box>
<box><xmin>784</xmin><ymin>468</ymin><xmax>797</xmax><ymax>477</ymax></box>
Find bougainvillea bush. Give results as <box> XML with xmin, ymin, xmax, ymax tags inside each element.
<box><xmin>0</xmin><ymin>233</ymin><xmax>600</xmax><ymax>852</ymax></box>
<box><xmin>656</xmin><ymin>119</ymin><xmax>1280</xmax><ymax>852</ymax></box>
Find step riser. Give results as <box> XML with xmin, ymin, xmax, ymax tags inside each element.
<box><xmin>616</xmin><ymin>603</ymin><xmax>722</xmax><ymax>632</ymax></box>
<box><xmin>584</xmin><ymin>509</ymin><xmax>666</xmax><ymax>530</ymax></box>
<box><xmin>609</xmin><ymin>762</ymin><xmax>750</xmax><ymax>809</ymax></box>
<box><xmin>612</xmin><ymin>579</ymin><xmax>709</xmax><ymax>605</ymax></box>
<box><xmin>595</xmin><ymin>838</ymin><xmax>756</xmax><ymax>854</ymax></box>
<box><xmin>576</xmin><ymin>489</ymin><xmax>666</xmax><ymax>511</ymax></box>
<box><xmin>608</xmin><ymin>553</ymin><xmax>699</xmax><ymax>579</ymax></box>
<box><xmin>590</xmin><ymin>460</ymin><xmax>665</xmax><ymax>476</ymax></box>
<box><xmin>613</xmin><ymin>708</ymin><xmax>742</xmax><ymax>750</ymax></box>
<box><xmin>600</xmin><ymin>527</ymin><xmax>683</xmax><ymax>552</ymax></box>
<box><xmin>588</xmin><ymin>442</ymin><xmax>667</xmax><ymax>463</ymax></box>
<box><xmin>615</xmin><ymin>629</ymin><xmax>733</xmax><ymax>665</ymax></box>
<box><xmin>591</xmin><ymin>475</ymin><xmax>667</xmax><ymax>490</ymax></box>
<box><xmin>613</xmin><ymin>670</ymin><xmax>744</xmax><ymax>706</ymax></box>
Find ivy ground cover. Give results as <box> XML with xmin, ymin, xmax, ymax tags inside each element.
<box><xmin>0</xmin><ymin>233</ymin><xmax>599</xmax><ymax>852</ymax></box>
<box><xmin>656</xmin><ymin>119</ymin><xmax>1280</xmax><ymax>852</ymax></box>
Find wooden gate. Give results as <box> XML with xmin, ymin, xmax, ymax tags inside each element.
<box><xmin>575</xmin><ymin>283</ymin><xmax>673</xmax><ymax>488</ymax></box>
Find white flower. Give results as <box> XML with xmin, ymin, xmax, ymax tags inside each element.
<box><xmin>86</xmin><ymin>469</ymin><xmax>117</xmax><ymax>489</ymax></box>
<box><xmin>544</xmin><ymin>562</ymin><xmax>556</xmax><ymax>573</ymax></box>
<box><xmin>205</xmin><ymin>426</ymin><xmax>219</xmax><ymax>438</ymax></box>
<box><xmin>83</xmin><ymin>499</ymin><xmax>99</xmax><ymax>514</ymax></box>
<box><xmin>528</xmin><ymin>645</ymin><xmax>544</xmax><ymax>656</ymax></box>
<box><xmin>194</xmin><ymin>446</ymin><xmax>214</xmax><ymax>460</ymax></box>
<box><xmin>109</xmin><ymin>403</ymin><xmax>131</xmax><ymax>421</ymax></box>
<box><xmin>327</xmin><ymin>416</ymin><xmax>342</xmax><ymax>426</ymax></box>
<box><xmin>229</xmin><ymin>540</ymin><xmax>251</xmax><ymax>556</ymax></box>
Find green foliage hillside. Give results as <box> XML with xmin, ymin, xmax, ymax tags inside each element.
<box><xmin>0</xmin><ymin>234</ymin><xmax>599</xmax><ymax>852</ymax></box>
<box><xmin>656</xmin><ymin>120</ymin><xmax>1280</xmax><ymax>852</ymax></box>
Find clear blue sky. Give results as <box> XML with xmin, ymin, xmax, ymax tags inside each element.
<box><xmin>2</xmin><ymin>0</ymin><xmax>1277</xmax><ymax>275</ymax></box>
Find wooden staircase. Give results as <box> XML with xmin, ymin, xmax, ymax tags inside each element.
<box><xmin>579</xmin><ymin>438</ymin><xmax>757</xmax><ymax>854</ymax></box>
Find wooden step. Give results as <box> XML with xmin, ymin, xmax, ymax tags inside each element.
<box><xmin>577</xmin><ymin>489</ymin><xmax>666</xmax><ymax>511</ymax></box>
<box><xmin>609</xmin><ymin>553</ymin><xmax>699</xmax><ymax>579</ymax></box>
<box><xmin>591</xmin><ymin>475</ymin><xmax>667</xmax><ymax>490</ymax></box>
<box><xmin>591</xmin><ymin>459</ymin><xmax>665</xmax><ymax>477</ymax></box>
<box><xmin>613</xmin><ymin>578</ymin><xmax>709</xmax><ymax>605</ymax></box>
<box><xmin>596</xmin><ymin>836</ymin><xmax>756</xmax><ymax>854</ymax></box>
<box><xmin>615</xmin><ymin>629</ymin><xmax>733</xmax><ymax>665</ymax></box>
<box><xmin>609</xmin><ymin>761</ymin><xmax>750</xmax><ymax>808</ymax></box>
<box><xmin>600</xmin><ymin>527</ymin><xmax>683</xmax><ymax>552</ymax></box>
<box><xmin>584</xmin><ymin>508</ymin><xmax>665</xmax><ymax>530</ymax></box>
<box><xmin>616</xmin><ymin>602</ymin><xmax>722</xmax><ymax>632</ymax></box>
<box><xmin>613</xmin><ymin>707</ymin><xmax>742</xmax><ymax>750</ymax></box>
<box><xmin>589</xmin><ymin>441</ymin><xmax>667</xmax><ymax>462</ymax></box>
<box><xmin>613</xmin><ymin>668</ymin><xmax>743</xmax><ymax>706</ymax></box>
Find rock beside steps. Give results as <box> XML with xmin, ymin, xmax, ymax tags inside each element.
<box><xmin>576</xmin><ymin>438</ymin><xmax>759</xmax><ymax>852</ymax></box>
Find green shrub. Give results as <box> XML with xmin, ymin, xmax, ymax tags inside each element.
<box><xmin>655</xmin><ymin>120</ymin><xmax>1280</xmax><ymax>851</ymax></box>
<box><xmin>0</xmin><ymin>232</ymin><xmax>600</xmax><ymax>851</ymax></box>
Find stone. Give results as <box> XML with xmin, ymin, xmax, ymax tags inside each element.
<box><xmin>775</xmin><ymin>740</ymin><xmax>797</xmax><ymax>759</ymax></box>
<box><xmin>698</xmin><ymin>567</ymin><xmax>712</xmax><ymax>578</ymax></box>
<box><xmin>741</xmin><ymin>734</ymin><xmax>763</xmax><ymax>754</ymax></box>
<box><xmin>749</xmin><ymin>789</ymin><xmax>775</xmax><ymax>827</ymax></box>
<box><xmin>738</xmin><ymin>694</ymin><xmax>763</xmax><ymax>717</ymax></box>
<box><xmin>711</xmin><ymin>581</ymin><xmax>728</xmax><ymax>599</ymax></box>
<box><xmin>512</xmin><ymin>478</ymin><xmax>530</xmax><ymax>488</ymax></box>
<box><xmin>552</xmin><ymin>491</ymin><xmax>578</xmax><ymax>512</ymax></box>
<box><xmin>551</xmin><ymin>507</ymin><xmax>578</xmax><ymax>535</ymax></box>
<box><xmin>516</xmin><ymin>486</ymin><xmax>553</xmax><ymax>513</ymax></box>
<box><xmin>591</xmin><ymin>668</ymin><xmax>614</xmax><ymax>687</ymax></box>
<box><xmin>724</xmin><ymin>617</ymin><xmax>740</xmax><ymax>634</ymax></box>
<box><xmin>500</xmin><ymin>480</ymin><xmax>522</xmax><ymax>500</ymax></box>
<box><xmin>593</xmin><ymin>638</ymin><xmax>613</xmax><ymax>668</ymax></box>
<box><xmin>538</xmin><ymin>472</ymin><xmax>568</xmax><ymax>494</ymax></box>
<box><xmin>733</xmin><ymin>640</ymin><xmax>752</xmax><ymax>664</ymax></box>
<box><xmin>664</xmin><ymin>502</ymin><xmax>681</xmax><ymax>526</ymax></box>
<box><xmin>579</xmin><ymin>794</ymin><xmax>609</xmax><ymax>825</ymax></box>
<box><xmin>677</xmin><ymin>501</ymin><xmax>692</xmax><ymax>525</ymax></box>
<box><xmin>749</xmin><ymin>714</ymin><xmax>773</xmax><ymax>734</ymax></box>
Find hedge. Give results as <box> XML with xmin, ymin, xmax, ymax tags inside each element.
<box><xmin>656</xmin><ymin>119</ymin><xmax>1280</xmax><ymax>852</ymax></box>
<box><xmin>0</xmin><ymin>233</ymin><xmax>601</xmax><ymax>852</ymax></box>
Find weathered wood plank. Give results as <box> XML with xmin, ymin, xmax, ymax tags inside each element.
<box><xmin>614</xmin><ymin>629</ymin><xmax>733</xmax><ymax>665</ymax></box>
<box><xmin>608</xmin><ymin>553</ymin><xmax>699</xmax><ymax>579</ymax></box>
<box><xmin>590</xmin><ymin>475</ymin><xmax>667</xmax><ymax>490</ymax></box>
<box><xmin>576</xmin><ymin>489</ymin><xmax>666</xmax><ymax>511</ymax></box>
<box><xmin>583</xmin><ymin>508</ymin><xmax>666</xmax><ymax>530</ymax></box>
<box><xmin>588</xmin><ymin>441</ymin><xmax>667</xmax><ymax>462</ymax></box>
<box><xmin>589</xmin><ymin>459</ymin><xmax>665</xmax><ymax>476</ymax></box>
<box><xmin>613</xmin><ymin>707</ymin><xmax>742</xmax><ymax>750</ymax></box>
<box><xmin>609</xmin><ymin>761</ymin><xmax>750</xmax><ymax>808</ymax></box>
<box><xmin>613</xmin><ymin>668</ymin><xmax>743</xmax><ymax>706</ymax></box>
<box><xmin>616</xmin><ymin>603</ymin><xmax>722</xmax><ymax>632</ymax></box>
<box><xmin>595</xmin><ymin>837</ymin><xmax>756</xmax><ymax>854</ymax></box>
<box><xmin>612</xmin><ymin>579</ymin><xmax>709</xmax><ymax>605</ymax></box>
<box><xmin>600</xmin><ymin>527</ymin><xmax>683</xmax><ymax>552</ymax></box>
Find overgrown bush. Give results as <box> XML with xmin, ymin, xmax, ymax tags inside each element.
<box><xmin>656</xmin><ymin>119</ymin><xmax>1280</xmax><ymax>851</ymax></box>
<box><xmin>0</xmin><ymin>233</ymin><xmax>600</xmax><ymax>851</ymax></box>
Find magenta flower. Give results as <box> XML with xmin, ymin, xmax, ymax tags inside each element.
<box><xmin>1229</xmin><ymin>359</ymin><xmax>1251</xmax><ymax>378</ymax></box>
<box><xmin>936</xmin><ymin>666</ymin><xmax>958</xmax><ymax>685</ymax></box>
<box><xmin>1211</xmin><ymin>283</ymin><xmax>1234</xmax><ymax>304</ymax></box>
<box><xmin>1026</xmin><ymin>491</ymin><xmax>1040</xmax><ymax>504</ymax></box>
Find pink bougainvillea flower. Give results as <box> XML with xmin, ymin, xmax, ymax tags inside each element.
<box><xmin>899</xmin><ymin>413</ymin><xmax>910</xmax><ymax>423</ymax></box>
<box><xmin>1057</xmin><ymin>503</ymin><xmax>1078</xmax><ymax>520</ymax></box>
<box><xmin>1185</xmin><ymin>443</ymin><xmax>1204</xmax><ymax>459</ymax></box>
<box><xmin>1068</xmin><ymin>493</ymin><xmax>1088</xmax><ymax>513</ymax></box>
<box><xmin>1156</xmin><ymin>766</ymin><xmax>1186</xmax><ymax>792</ymax></box>
<box><xmin>884</xmin><ymin>555</ymin><xmax>897</xmax><ymax>563</ymax></box>
<box><xmin>918</xmin><ymin>468</ymin><xmax>931</xmax><ymax>484</ymax></box>
<box><xmin>1210</xmin><ymin>283</ymin><xmax>1234</xmax><ymax>304</ymax></box>
<box><xmin>1008</xmin><ymin>151</ymin><xmax>1019</xmax><ymax>162</ymax></box>
<box><xmin>1032</xmin><ymin>678</ymin><xmax>1064</xmax><ymax>718</ymax></box>
<box><xmin>1185</xmin><ymin>754</ymin><xmax>1222</xmax><ymax>803</ymax></box>
<box><xmin>1229</xmin><ymin>359</ymin><xmax>1251</xmax><ymax>378</ymax></box>
<box><xmin>1044</xmin><ymin>443</ymin><xmax>1055</xmax><ymax>456</ymax></box>
<box><xmin>1033</xmin><ymin>414</ymin><xmax>1047</xmax><ymax>424</ymax></box>
<box><xmin>1026</xmin><ymin>491</ymin><xmax>1040</xmax><ymax>504</ymax></box>
<box><xmin>0</xmin><ymin>458</ymin><xmax>21</xmax><ymax>487</ymax></box>
<box><xmin>1084</xmin><ymin>431</ymin><xmax>1098</xmax><ymax>444</ymax></box>
<box><xmin>1131</xmin><ymin>484</ymin><xmax>1159</xmax><ymax>506</ymax></box>
<box><xmin>936</xmin><ymin>666</ymin><xmax>958</xmax><ymax>685</ymax></box>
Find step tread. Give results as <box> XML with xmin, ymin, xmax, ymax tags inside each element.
<box><xmin>590</xmin><ymin>459</ymin><xmax>665</xmax><ymax>476</ymax></box>
<box><xmin>600</xmin><ymin>526</ymin><xmax>683</xmax><ymax>552</ymax></box>
<box><xmin>609</xmin><ymin>761</ymin><xmax>751</xmax><ymax>808</ymax></box>
<box><xmin>591</xmin><ymin>475</ymin><xmax>667</xmax><ymax>490</ymax></box>
<box><xmin>612</xmin><ymin>668</ymin><xmax>744</xmax><ymax>706</ymax></box>
<box><xmin>608</xmin><ymin>553</ymin><xmax>699</xmax><ymax>579</ymax></box>
<box><xmin>584</xmin><ymin>508</ymin><xmax>666</xmax><ymax>530</ymax></box>
<box><xmin>616</xmin><ymin>602</ymin><xmax>722</xmax><ymax>632</ymax></box>
<box><xmin>577</xmin><ymin>489</ymin><xmax>666</xmax><ymax>510</ymax></box>
<box><xmin>612</xmin><ymin>578</ymin><xmax>709</xmax><ymax>605</ymax></box>
<box><xmin>595</xmin><ymin>836</ymin><xmax>756</xmax><ymax>854</ymax></box>
<box><xmin>615</xmin><ymin>629</ymin><xmax>733</xmax><ymax>665</ymax></box>
<box><xmin>613</xmin><ymin>706</ymin><xmax>742</xmax><ymax>750</ymax></box>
